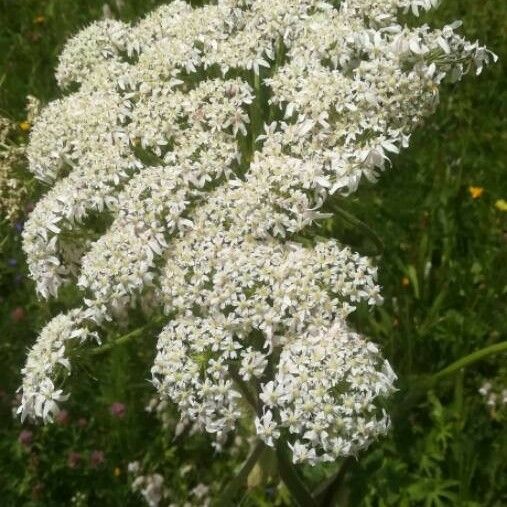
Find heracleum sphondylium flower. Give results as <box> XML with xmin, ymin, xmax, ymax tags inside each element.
<box><xmin>19</xmin><ymin>0</ymin><xmax>495</xmax><ymax>464</ymax></box>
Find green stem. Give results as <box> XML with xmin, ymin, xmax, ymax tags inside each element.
<box><xmin>0</xmin><ymin>233</ymin><xmax>8</xmax><ymax>250</ymax></box>
<box><xmin>88</xmin><ymin>318</ymin><xmax>164</xmax><ymax>357</ymax></box>
<box><xmin>329</xmin><ymin>203</ymin><xmax>384</xmax><ymax>254</ymax></box>
<box><xmin>230</xmin><ymin>369</ymin><xmax>260</xmax><ymax>416</ymax></box>
<box><xmin>250</xmin><ymin>71</ymin><xmax>263</xmax><ymax>156</ymax></box>
<box><xmin>431</xmin><ymin>340</ymin><xmax>507</xmax><ymax>383</ymax></box>
<box><xmin>214</xmin><ymin>440</ymin><xmax>266</xmax><ymax>507</ymax></box>
<box><xmin>313</xmin><ymin>457</ymin><xmax>353</xmax><ymax>507</ymax></box>
<box><xmin>394</xmin><ymin>341</ymin><xmax>507</xmax><ymax>422</ymax></box>
<box><xmin>276</xmin><ymin>440</ymin><xmax>318</xmax><ymax>507</ymax></box>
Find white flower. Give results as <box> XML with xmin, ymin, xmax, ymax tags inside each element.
<box><xmin>255</xmin><ymin>410</ymin><xmax>280</xmax><ymax>447</ymax></box>
<box><xmin>128</xmin><ymin>461</ymin><xmax>141</xmax><ymax>474</ymax></box>
<box><xmin>256</xmin><ymin>322</ymin><xmax>397</xmax><ymax>464</ymax></box>
<box><xmin>191</xmin><ymin>483</ymin><xmax>210</xmax><ymax>500</ymax></box>
<box><xmin>17</xmin><ymin>309</ymin><xmax>89</xmax><ymax>422</ymax></box>
<box><xmin>289</xmin><ymin>440</ymin><xmax>318</xmax><ymax>465</ymax></box>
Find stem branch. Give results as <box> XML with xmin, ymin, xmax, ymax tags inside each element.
<box><xmin>230</xmin><ymin>369</ymin><xmax>260</xmax><ymax>416</ymax></box>
<box><xmin>330</xmin><ymin>202</ymin><xmax>384</xmax><ymax>254</ymax></box>
<box><xmin>431</xmin><ymin>340</ymin><xmax>507</xmax><ymax>383</ymax></box>
<box><xmin>276</xmin><ymin>440</ymin><xmax>318</xmax><ymax>507</ymax></box>
<box><xmin>88</xmin><ymin>317</ymin><xmax>164</xmax><ymax>357</ymax></box>
<box><xmin>214</xmin><ymin>440</ymin><xmax>266</xmax><ymax>507</ymax></box>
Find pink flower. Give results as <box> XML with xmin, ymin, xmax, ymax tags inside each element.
<box><xmin>109</xmin><ymin>402</ymin><xmax>126</xmax><ymax>418</ymax></box>
<box><xmin>67</xmin><ymin>451</ymin><xmax>81</xmax><ymax>469</ymax></box>
<box><xmin>90</xmin><ymin>449</ymin><xmax>105</xmax><ymax>468</ymax></box>
<box><xmin>18</xmin><ymin>429</ymin><xmax>33</xmax><ymax>447</ymax></box>
<box><xmin>55</xmin><ymin>409</ymin><xmax>70</xmax><ymax>425</ymax></box>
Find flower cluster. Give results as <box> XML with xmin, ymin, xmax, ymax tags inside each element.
<box><xmin>479</xmin><ymin>380</ymin><xmax>507</xmax><ymax>420</ymax></box>
<box><xmin>257</xmin><ymin>323</ymin><xmax>396</xmax><ymax>463</ymax></box>
<box><xmin>128</xmin><ymin>462</ymin><xmax>168</xmax><ymax>507</ymax></box>
<box><xmin>17</xmin><ymin>309</ymin><xmax>95</xmax><ymax>422</ymax></box>
<box><xmin>20</xmin><ymin>0</ymin><xmax>494</xmax><ymax>464</ymax></box>
<box><xmin>128</xmin><ymin>460</ymin><xmax>211</xmax><ymax>507</ymax></box>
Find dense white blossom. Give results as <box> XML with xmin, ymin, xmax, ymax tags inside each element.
<box><xmin>17</xmin><ymin>309</ymin><xmax>96</xmax><ymax>423</ymax></box>
<box><xmin>262</xmin><ymin>322</ymin><xmax>396</xmax><ymax>463</ymax></box>
<box><xmin>20</xmin><ymin>0</ymin><xmax>494</xmax><ymax>464</ymax></box>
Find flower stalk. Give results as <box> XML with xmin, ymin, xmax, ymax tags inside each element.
<box><xmin>431</xmin><ymin>341</ymin><xmax>507</xmax><ymax>384</ymax></box>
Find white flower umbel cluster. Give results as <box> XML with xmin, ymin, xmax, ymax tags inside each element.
<box><xmin>20</xmin><ymin>0</ymin><xmax>495</xmax><ymax>464</ymax></box>
<box><xmin>17</xmin><ymin>309</ymin><xmax>96</xmax><ymax>422</ymax></box>
<box><xmin>479</xmin><ymin>380</ymin><xmax>507</xmax><ymax>419</ymax></box>
<box><xmin>260</xmin><ymin>324</ymin><xmax>396</xmax><ymax>463</ymax></box>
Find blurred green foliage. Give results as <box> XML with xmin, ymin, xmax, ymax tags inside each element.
<box><xmin>0</xmin><ymin>0</ymin><xmax>506</xmax><ymax>505</ymax></box>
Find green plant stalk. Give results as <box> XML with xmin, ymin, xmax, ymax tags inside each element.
<box><xmin>431</xmin><ymin>340</ymin><xmax>507</xmax><ymax>383</ymax></box>
<box><xmin>394</xmin><ymin>341</ymin><xmax>507</xmax><ymax>422</ymax></box>
<box><xmin>313</xmin><ymin>457</ymin><xmax>353</xmax><ymax>507</ymax></box>
<box><xmin>250</xmin><ymin>70</ymin><xmax>263</xmax><ymax>157</ymax></box>
<box><xmin>214</xmin><ymin>440</ymin><xmax>266</xmax><ymax>507</ymax></box>
<box><xmin>276</xmin><ymin>439</ymin><xmax>318</xmax><ymax>507</ymax></box>
<box><xmin>230</xmin><ymin>360</ymin><xmax>317</xmax><ymax>507</ymax></box>
<box><xmin>229</xmin><ymin>369</ymin><xmax>261</xmax><ymax>416</ymax></box>
<box><xmin>330</xmin><ymin>202</ymin><xmax>384</xmax><ymax>254</ymax></box>
<box><xmin>88</xmin><ymin>326</ymin><xmax>147</xmax><ymax>356</ymax></box>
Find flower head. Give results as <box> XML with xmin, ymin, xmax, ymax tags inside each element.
<box><xmin>19</xmin><ymin>0</ymin><xmax>493</xmax><ymax>464</ymax></box>
<box><xmin>495</xmin><ymin>199</ymin><xmax>507</xmax><ymax>212</ymax></box>
<box><xmin>90</xmin><ymin>449</ymin><xmax>106</xmax><ymax>468</ymax></box>
<box><xmin>469</xmin><ymin>186</ymin><xmax>485</xmax><ymax>199</ymax></box>
<box><xmin>67</xmin><ymin>451</ymin><xmax>81</xmax><ymax>469</ymax></box>
<box><xmin>109</xmin><ymin>401</ymin><xmax>126</xmax><ymax>418</ymax></box>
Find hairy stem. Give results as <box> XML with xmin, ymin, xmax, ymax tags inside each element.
<box><xmin>313</xmin><ymin>457</ymin><xmax>354</xmax><ymax>507</ymax></box>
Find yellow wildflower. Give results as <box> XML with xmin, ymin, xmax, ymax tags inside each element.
<box><xmin>495</xmin><ymin>199</ymin><xmax>507</xmax><ymax>212</ymax></box>
<box><xmin>34</xmin><ymin>16</ymin><xmax>45</xmax><ymax>24</ymax></box>
<box><xmin>468</xmin><ymin>186</ymin><xmax>484</xmax><ymax>199</ymax></box>
<box><xmin>19</xmin><ymin>121</ymin><xmax>31</xmax><ymax>132</ymax></box>
<box><xmin>114</xmin><ymin>467</ymin><xmax>121</xmax><ymax>477</ymax></box>
<box><xmin>401</xmin><ymin>276</ymin><xmax>410</xmax><ymax>288</ymax></box>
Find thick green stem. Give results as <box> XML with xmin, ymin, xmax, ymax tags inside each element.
<box><xmin>276</xmin><ymin>440</ymin><xmax>318</xmax><ymax>507</ymax></box>
<box><xmin>431</xmin><ymin>340</ymin><xmax>507</xmax><ymax>383</ymax></box>
<box><xmin>313</xmin><ymin>457</ymin><xmax>353</xmax><ymax>507</ymax></box>
<box><xmin>214</xmin><ymin>440</ymin><xmax>266</xmax><ymax>507</ymax></box>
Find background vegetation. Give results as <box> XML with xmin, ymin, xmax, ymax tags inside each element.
<box><xmin>0</xmin><ymin>0</ymin><xmax>505</xmax><ymax>505</ymax></box>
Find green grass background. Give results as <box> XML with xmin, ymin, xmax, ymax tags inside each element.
<box><xmin>0</xmin><ymin>0</ymin><xmax>506</xmax><ymax>505</ymax></box>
